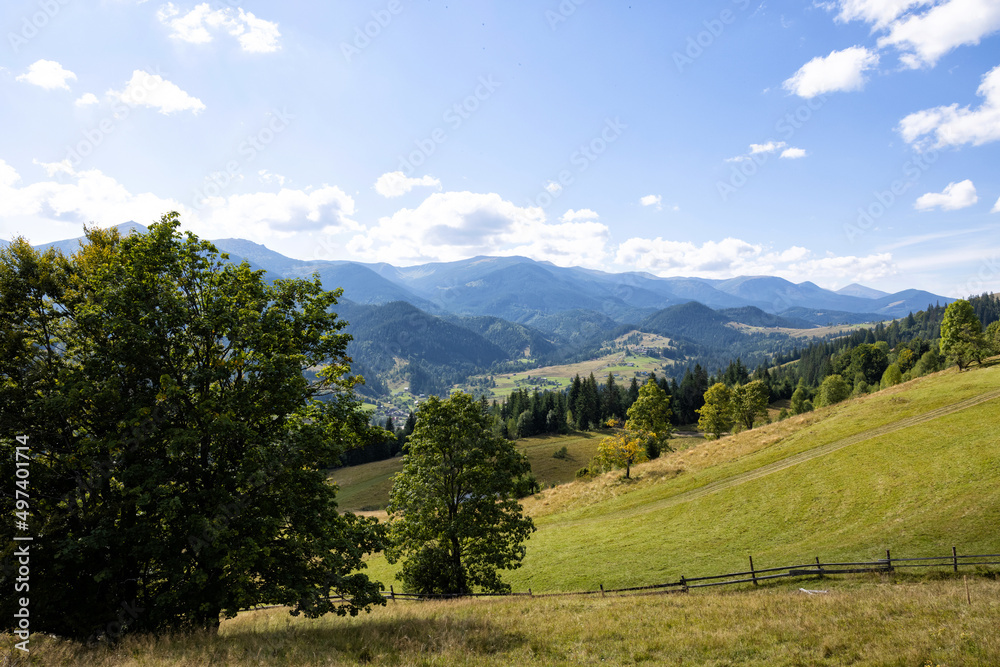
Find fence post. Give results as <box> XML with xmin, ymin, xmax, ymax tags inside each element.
<box><xmin>680</xmin><ymin>576</ymin><xmax>687</xmax><ymax>593</ymax></box>
<box><xmin>390</xmin><ymin>586</ymin><xmax>396</xmax><ymax>603</ymax></box>
<box><xmin>953</xmin><ymin>546</ymin><xmax>958</xmax><ymax>573</ymax></box>
<box><xmin>600</xmin><ymin>584</ymin><xmax>605</xmax><ymax>598</ymax></box>
<box><xmin>885</xmin><ymin>549</ymin><xmax>893</xmax><ymax>572</ymax></box>
<box><xmin>749</xmin><ymin>556</ymin><xmax>758</xmax><ymax>586</ymax></box>
<box><xmin>528</xmin><ymin>588</ymin><xmax>533</xmax><ymax>598</ymax></box>
<box><xmin>815</xmin><ymin>556</ymin><xmax>822</xmax><ymax>574</ymax></box>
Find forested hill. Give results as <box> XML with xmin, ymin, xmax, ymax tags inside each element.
<box><xmin>443</xmin><ymin>315</ymin><xmax>558</xmax><ymax>359</ymax></box>
<box><xmin>640</xmin><ymin>302</ymin><xmax>747</xmax><ymax>349</ymax></box>
<box><xmin>334</xmin><ymin>300</ymin><xmax>511</xmax><ymax>395</ymax></box>
<box><xmin>716</xmin><ymin>306</ymin><xmax>813</xmax><ymax>329</ymax></box>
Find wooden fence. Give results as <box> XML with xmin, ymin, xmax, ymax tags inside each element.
<box><xmin>377</xmin><ymin>547</ymin><xmax>1000</xmax><ymax>602</ymax></box>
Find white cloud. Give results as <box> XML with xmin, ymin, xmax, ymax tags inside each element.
<box><xmin>640</xmin><ymin>194</ymin><xmax>662</xmax><ymax>210</ymax></box>
<box><xmin>727</xmin><ymin>141</ymin><xmax>796</xmax><ymax>163</ymax></box>
<box><xmin>898</xmin><ymin>64</ymin><xmax>1000</xmax><ymax>148</ymax></box>
<box><xmin>74</xmin><ymin>93</ymin><xmax>99</xmax><ymax>107</ymax></box>
<box><xmin>877</xmin><ymin>0</ymin><xmax>1000</xmax><ymax>68</ymax></box>
<box><xmin>157</xmin><ymin>2</ymin><xmax>281</xmax><ymax>53</ymax></box>
<box><xmin>914</xmin><ymin>179</ymin><xmax>979</xmax><ymax>210</ymax></box>
<box><xmin>783</xmin><ymin>46</ymin><xmax>879</xmax><ymax>98</ymax></box>
<box><xmin>780</xmin><ymin>147</ymin><xmax>808</xmax><ymax>159</ymax></box>
<box><xmin>16</xmin><ymin>60</ymin><xmax>77</xmax><ymax>90</ymax></box>
<box><xmin>544</xmin><ymin>181</ymin><xmax>563</xmax><ymax>194</ymax></box>
<box><xmin>0</xmin><ymin>160</ymin><xmax>21</xmax><ymax>188</ymax></box>
<box><xmin>508</xmin><ymin>220</ymin><xmax>611</xmax><ymax>268</ymax></box>
<box><xmin>614</xmin><ymin>236</ymin><xmax>895</xmax><ymax>283</ymax></box>
<box><xmin>830</xmin><ymin>0</ymin><xmax>934</xmax><ymax>29</ymax></box>
<box><xmin>561</xmin><ymin>208</ymin><xmax>599</xmax><ymax>222</ymax></box>
<box><xmin>257</xmin><ymin>170</ymin><xmax>286</xmax><ymax>186</ymax></box>
<box><xmin>198</xmin><ymin>186</ymin><xmax>359</xmax><ymax>237</ymax></box>
<box><xmin>790</xmin><ymin>253</ymin><xmax>897</xmax><ymax>284</ymax></box>
<box><xmin>373</xmin><ymin>171</ymin><xmax>442</xmax><ymax>198</ymax></box>
<box><xmin>993</xmin><ymin>195</ymin><xmax>1000</xmax><ymax>213</ymax></box>
<box><xmin>107</xmin><ymin>70</ymin><xmax>205</xmax><ymax>115</ymax></box>
<box><xmin>346</xmin><ymin>191</ymin><xmax>609</xmax><ymax>268</ymax></box>
<box><xmin>0</xmin><ymin>160</ymin><xmax>185</xmax><ymax>235</ymax></box>
<box><xmin>750</xmin><ymin>141</ymin><xmax>787</xmax><ymax>154</ymax></box>
<box><xmin>0</xmin><ymin>159</ymin><xmax>357</xmax><ymax>248</ymax></box>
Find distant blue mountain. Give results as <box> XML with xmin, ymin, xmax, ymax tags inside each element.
<box><xmin>30</xmin><ymin>226</ymin><xmax>954</xmax><ymax>322</ymax></box>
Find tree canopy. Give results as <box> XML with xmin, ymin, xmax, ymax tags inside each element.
<box><xmin>386</xmin><ymin>392</ymin><xmax>535</xmax><ymax>596</ymax></box>
<box><xmin>697</xmin><ymin>382</ymin><xmax>734</xmax><ymax>438</ymax></box>
<box><xmin>940</xmin><ymin>299</ymin><xmax>987</xmax><ymax>370</ymax></box>
<box><xmin>816</xmin><ymin>374</ymin><xmax>851</xmax><ymax>407</ymax></box>
<box><xmin>730</xmin><ymin>380</ymin><xmax>770</xmax><ymax>431</ymax></box>
<box><xmin>0</xmin><ymin>214</ymin><xmax>386</xmax><ymax>640</ymax></box>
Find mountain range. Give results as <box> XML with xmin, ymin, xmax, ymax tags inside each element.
<box><xmin>24</xmin><ymin>222</ymin><xmax>956</xmax><ymax>394</ymax></box>
<box><xmin>31</xmin><ymin>222</ymin><xmax>951</xmax><ymax>323</ymax></box>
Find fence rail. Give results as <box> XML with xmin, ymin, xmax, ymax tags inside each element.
<box><xmin>373</xmin><ymin>546</ymin><xmax>1000</xmax><ymax>602</ymax></box>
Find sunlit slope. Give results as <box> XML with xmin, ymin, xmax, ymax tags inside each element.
<box><xmin>333</xmin><ymin>430</ymin><xmax>615</xmax><ymax>512</ymax></box>
<box><xmin>509</xmin><ymin>364</ymin><xmax>1000</xmax><ymax>593</ymax></box>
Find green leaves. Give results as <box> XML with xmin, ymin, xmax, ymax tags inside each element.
<box><xmin>730</xmin><ymin>380</ymin><xmax>770</xmax><ymax>431</ymax></box>
<box><xmin>697</xmin><ymin>382</ymin><xmax>734</xmax><ymax>439</ymax></box>
<box><xmin>386</xmin><ymin>392</ymin><xmax>535</xmax><ymax>595</ymax></box>
<box><xmin>0</xmin><ymin>214</ymin><xmax>385</xmax><ymax>639</ymax></box>
<box><xmin>940</xmin><ymin>299</ymin><xmax>987</xmax><ymax>371</ymax></box>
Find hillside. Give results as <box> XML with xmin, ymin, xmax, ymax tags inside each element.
<box><xmin>640</xmin><ymin>301</ymin><xmax>747</xmax><ymax>348</ymax></box>
<box><xmin>359</xmin><ymin>363</ymin><xmax>1000</xmax><ymax>593</ymax></box>
<box><xmin>335</xmin><ymin>300</ymin><xmax>509</xmax><ymax>392</ymax></box>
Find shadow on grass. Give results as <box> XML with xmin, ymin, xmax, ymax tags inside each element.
<box><xmin>7</xmin><ymin>613</ymin><xmax>528</xmax><ymax>666</ymax></box>
<box><xmin>224</xmin><ymin>614</ymin><xmax>528</xmax><ymax>663</ymax></box>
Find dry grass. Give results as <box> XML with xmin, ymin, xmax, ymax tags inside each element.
<box><xmin>7</xmin><ymin>577</ymin><xmax>999</xmax><ymax>666</ymax></box>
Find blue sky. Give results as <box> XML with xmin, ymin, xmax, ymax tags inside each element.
<box><xmin>1</xmin><ymin>0</ymin><xmax>998</xmax><ymax>296</ymax></box>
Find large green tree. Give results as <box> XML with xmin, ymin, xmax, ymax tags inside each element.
<box><xmin>625</xmin><ymin>378</ymin><xmax>674</xmax><ymax>456</ymax></box>
<box><xmin>0</xmin><ymin>215</ymin><xmax>386</xmax><ymax>640</ymax></box>
<box><xmin>986</xmin><ymin>320</ymin><xmax>1000</xmax><ymax>356</ymax></box>
<box><xmin>697</xmin><ymin>382</ymin><xmax>734</xmax><ymax>439</ymax></box>
<box><xmin>815</xmin><ymin>374</ymin><xmax>851</xmax><ymax>407</ymax></box>
<box><xmin>940</xmin><ymin>299</ymin><xmax>987</xmax><ymax>370</ymax></box>
<box><xmin>386</xmin><ymin>392</ymin><xmax>535</xmax><ymax>596</ymax></box>
<box><xmin>730</xmin><ymin>380</ymin><xmax>770</xmax><ymax>431</ymax></box>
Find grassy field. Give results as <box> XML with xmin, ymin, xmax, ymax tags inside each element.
<box><xmin>8</xmin><ymin>365</ymin><xmax>1000</xmax><ymax>665</ymax></box>
<box><xmin>329</xmin><ymin>429</ymin><xmax>651</xmax><ymax>512</ymax></box>
<box><xmin>12</xmin><ymin>577</ymin><xmax>1000</xmax><ymax>665</ymax></box>
<box><xmin>360</xmin><ymin>364</ymin><xmax>1000</xmax><ymax>593</ymax></box>
<box><xmin>465</xmin><ymin>349</ymin><xmax>668</xmax><ymax>400</ymax></box>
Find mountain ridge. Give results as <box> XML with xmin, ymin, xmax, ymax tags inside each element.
<box><xmin>27</xmin><ymin>224</ymin><xmax>955</xmax><ymax>322</ymax></box>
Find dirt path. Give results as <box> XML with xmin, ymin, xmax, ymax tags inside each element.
<box><xmin>643</xmin><ymin>388</ymin><xmax>1000</xmax><ymax>513</ymax></box>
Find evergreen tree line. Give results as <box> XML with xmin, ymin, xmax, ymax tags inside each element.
<box><xmin>339</xmin><ymin>294</ymin><xmax>1000</xmax><ymax>469</ymax></box>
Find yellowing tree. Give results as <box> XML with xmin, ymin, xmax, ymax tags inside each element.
<box><xmin>623</xmin><ymin>378</ymin><xmax>674</xmax><ymax>458</ymax></box>
<box><xmin>594</xmin><ymin>429</ymin><xmax>650</xmax><ymax>479</ymax></box>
